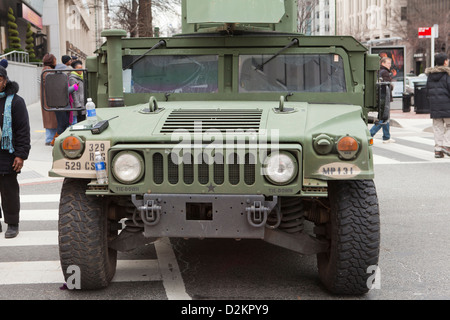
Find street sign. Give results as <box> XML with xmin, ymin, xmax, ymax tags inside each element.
<box><xmin>418</xmin><ymin>27</ymin><xmax>432</xmax><ymax>38</ymax></box>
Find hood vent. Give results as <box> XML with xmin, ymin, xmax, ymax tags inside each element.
<box><xmin>160</xmin><ymin>109</ymin><xmax>263</xmax><ymax>133</ymax></box>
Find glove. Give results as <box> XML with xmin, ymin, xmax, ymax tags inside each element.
<box><xmin>73</xmin><ymin>83</ymin><xmax>79</xmax><ymax>91</ymax></box>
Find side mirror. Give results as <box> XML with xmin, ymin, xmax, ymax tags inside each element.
<box><xmin>376</xmin><ymin>82</ymin><xmax>391</xmax><ymax>121</ymax></box>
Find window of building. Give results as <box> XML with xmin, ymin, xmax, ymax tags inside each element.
<box><xmin>401</xmin><ymin>7</ymin><xmax>407</xmax><ymax>21</ymax></box>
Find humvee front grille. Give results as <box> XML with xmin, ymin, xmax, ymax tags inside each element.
<box><xmin>152</xmin><ymin>151</ymin><xmax>256</xmax><ymax>186</ymax></box>
<box><xmin>160</xmin><ymin>109</ymin><xmax>263</xmax><ymax>133</ymax></box>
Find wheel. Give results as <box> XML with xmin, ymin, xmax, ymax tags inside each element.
<box><xmin>58</xmin><ymin>178</ymin><xmax>117</xmax><ymax>289</ymax></box>
<box><xmin>317</xmin><ymin>180</ymin><xmax>380</xmax><ymax>295</ymax></box>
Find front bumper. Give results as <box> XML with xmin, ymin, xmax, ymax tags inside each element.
<box><xmin>131</xmin><ymin>193</ymin><xmax>278</xmax><ymax>239</ymax></box>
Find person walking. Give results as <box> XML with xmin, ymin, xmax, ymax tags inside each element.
<box><xmin>370</xmin><ymin>57</ymin><xmax>395</xmax><ymax>144</ymax></box>
<box><xmin>425</xmin><ymin>53</ymin><xmax>450</xmax><ymax>158</ymax></box>
<box><xmin>40</xmin><ymin>53</ymin><xmax>58</xmax><ymax>146</ymax></box>
<box><xmin>0</xmin><ymin>64</ymin><xmax>31</xmax><ymax>238</ymax></box>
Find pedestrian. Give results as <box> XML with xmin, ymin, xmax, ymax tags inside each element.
<box><xmin>54</xmin><ymin>57</ymin><xmax>78</xmax><ymax>135</ymax></box>
<box><xmin>40</xmin><ymin>53</ymin><xmax>58</xmax><ymax>146</ymax></box>
<box><xmin>370</xmin><ymin>57</ymin><xmax>395</xmax><ymax>144</ymax></box>
<box><xmin>425</xmin><ymin>53</ymin><xmax>450</xmax><ymax>158</ymax></box>
<box><xmin>55</xmin><ymin>55</ymin><xmax>72</xmax><ymax>70</ymax></box>
<box><xmin>62</xmin><ymin>55</ymin><xmax>72</xmax><ymax>68</ymax></box>
<box><xmin>69</xmin><ymin>60</ymin><xmax>86</xmax><ymax>123</ymax></box>
<box><xmin>0</xmin><ymin>64</ymin><xmax>31</xmax><ymax>238</ymax></box>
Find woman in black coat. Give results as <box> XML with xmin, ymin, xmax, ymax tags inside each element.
<box><xmin>0</xmin><ymin>65</ymin><xmax>31</xmax><ymax>238</ymax></box>
<box><xmin>425</xmin><ymin>53</ymin><xmax>450</xmax><ymax>158</ymax></box>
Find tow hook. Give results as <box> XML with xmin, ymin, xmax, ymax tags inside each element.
<box><xmin>131</xmin><ymin>195</ymin><xmax>161</xmax><ymax>226</ymax></box>
<box><xmin>246</xmin><ymin>201</ymin><xmax>270</xmax><ymax>227</ymax></box>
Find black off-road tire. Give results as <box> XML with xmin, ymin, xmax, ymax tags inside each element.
<box><xmin>317</xmin><ymin>180</ymin><xmax>380</xmax><ymax>295</ymax></box>
<box><xmin>58</xmin><ymin>178</ymin><xmax>117</xmax><ymax>289</ymax></box>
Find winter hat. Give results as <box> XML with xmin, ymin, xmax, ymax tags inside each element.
<box><xmin>0</xmin><ymin>66</ymin><xmax>7</xmax><ymax>79</ymax></box>
<box><xmin>0</xmin><ymin>59</ymin><xmax>8</xmax><ymax>69</ymax></box>
<box><xmin>62</xmin><ymin>55</ymin><xmax>71</xmax><ymax>64</ymax></box>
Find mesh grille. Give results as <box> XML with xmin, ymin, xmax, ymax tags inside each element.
<box><xmin>153</xmin><ymin>153</ymin><xmax>163</xmax><ymax>184</ymax></box>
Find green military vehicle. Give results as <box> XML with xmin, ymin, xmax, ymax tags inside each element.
<box><xmin>46</xmin><ymin>0</ymin><xmax>382</xmax><ymax>294</ymax></box>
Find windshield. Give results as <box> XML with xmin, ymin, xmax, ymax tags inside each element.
<box><xmin>239</xmin><ymin>54</ymin><xmax>346</xmax><ymax>93</ymax></box>
<box><xmin>123</xmin><ymin>55</ymin><xmax>219</xmax><ymax>93</ymax></box>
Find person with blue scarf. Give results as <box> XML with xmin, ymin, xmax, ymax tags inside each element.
<box><xmin>0</xmin><ymin>64</ymin><xmax>31</xmax><ymax>238</ymax></box>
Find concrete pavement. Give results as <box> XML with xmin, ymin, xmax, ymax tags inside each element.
<box><xmin>19</xmin><ymin>101</ymin><xmax>63</xmax><ymax>186</ymax></box>
<box><xmin>386</xmin><ymin>98</ymin><xmax>433</xmax><ymax>133</ymax></box>
<box><xmin>19</xmin><ymin>98</ymin><xmax>433</xmax><ymax>186</ymax></box>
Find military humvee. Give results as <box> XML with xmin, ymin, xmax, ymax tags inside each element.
<box><xmin>46</xmin><ymin>0</ymin><xmax>383</xmax><ymax>294</ymax></box>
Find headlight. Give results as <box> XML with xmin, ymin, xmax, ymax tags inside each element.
<box><xmin>262</xmin><ymin>152</ymin><xmax>297</xmax><ymax>185</ymax></box>
<box><xmin>112</xmin><ymin>151</ymin><xmax>144</xmax><ymax>184</ymax></box>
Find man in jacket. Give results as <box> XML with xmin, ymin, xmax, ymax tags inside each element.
<box><xmin>0</xmin><ymin>65</ymin><xmax>31</xmax><ymax>238</ymax></box>
<box><xmin>426</xmin><ymin>53</ymin><xmax>450</xmax><ymax>158</ymax></box>
<box><xmin>370</xmin><ymin>57</ymin><xmax>395</xmax><ymax>143</ymax></box>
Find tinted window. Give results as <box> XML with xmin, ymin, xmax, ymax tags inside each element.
<box><xmin>239</xmin><ymin>54</ymin><xmax>346</xmax><ymax>93</ymax></box>
<box><xmin>123</xmin><ymin>55</ymin><xmax>219</xmax><ymax>93</ymax></box>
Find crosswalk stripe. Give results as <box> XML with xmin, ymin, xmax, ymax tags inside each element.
<box><xmin>398</xmin><ymin>136</ymin><xmax>435</xmax><ymax>146</ymax></box>
<box><xmin>0</xmin><ymin>259</ymin><xmax>161</xmax><ymax>285</ymax></box>
<box><xmin>373</xmin><ymin>154</ymin><xmax>401</xmax><ymax>165</ymax></box>
<box><xmin>0</xmin><ymin>231</ymin><xmax>57</xmax><ymax>247</ymax></box>
<box><xmin>20</xmin><ymin>194</ymin><xmax>60</xmax><ymax>203</ymax></box>
<box><xmin>20</xmin><ymin>209</ymin><xmax>58</xmax><ymax>221</ymax></box>
<box><xmin>374</xmin><ymin>141</ymin><xmax>437</xmax><ymax>161</ymax></box>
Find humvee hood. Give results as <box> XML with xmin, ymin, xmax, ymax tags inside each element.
<box><xmin>91</xmin><ymin>101</ymin><xmax>365</xmax><ymax>144</ymax></box>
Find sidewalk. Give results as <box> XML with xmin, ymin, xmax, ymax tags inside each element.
<box><xmin>388</xmin><ymin>98</ymin><xmax>433</xmax><ymax>133</ymax></box>
<box><xmin>19</xmin><ymin>102</ymin><xmax>63</xmax><ymax>186</ymax></box>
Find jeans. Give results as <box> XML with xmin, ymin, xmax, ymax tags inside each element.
<box><xmin>370</xmin><ymin>120</ymin><xmax>390</xmax><ymax>141</ymax></box>
<box><xmin>45</xmin><ymin>128</ymin><xmax>57</xmax><ymax>143</ymax></box>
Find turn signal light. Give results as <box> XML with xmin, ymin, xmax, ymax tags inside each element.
<box><xmin>337</xmin><ymin>136</ymin><xmax>359</xmax><ymax>152</ymax></box>
<box><xmin>61</xmin><ymin>136</ymin><xmax>84</xmax><ymax>159</ymax></box>
<box><xmin>62</xmin><ymin>136</ymin><xmax>82</xmax><ymax>150</ymax></box>
<box><xmin>337</xmin><ymin>136</ymin><xmax>359</xmax><ymax>160</ymax></box>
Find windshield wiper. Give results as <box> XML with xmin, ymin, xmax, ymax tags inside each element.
<box><xmin>255</xmin><ymin>38</ymin><xmax>299</xmax><ymax>71</ymax></box>
<box><xmin>123</xmin><ymin>40</ymin><xmax>166</xmax><ymax>70</ymax></box>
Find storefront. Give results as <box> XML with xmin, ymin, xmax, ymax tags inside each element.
<box><xmin>0</xmin><ymin>0</ymin><xmax>46</xmax><ymax>60</ymax></box>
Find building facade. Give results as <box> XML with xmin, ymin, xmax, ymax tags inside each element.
<box><xmin>310</xmin><ymin>0</ymin><xmax>336</xmax><ymax>36</ymax></box>
<box><xmin>335</xmin><ymin>0</ymin><xmax>449</xmax><ymax>75</ymax></box>
<box><xmin>1</xmin><ymin>0</ymin><xmax>105</xmax><ymax>64</ymax></box>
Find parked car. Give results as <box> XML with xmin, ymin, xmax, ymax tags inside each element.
<box><xmin>405</xmin><ymin>74</ymin><xmax>427</xmax><ymax>94</ymax></box>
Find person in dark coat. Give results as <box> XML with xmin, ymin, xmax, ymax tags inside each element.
<box><xmin>426</xmin><ymin>53</ymin><xmax>450</xmax><ymax>158</ymax></box>
<box><xmin>0</xmin><ymin>65</ymin><xmax>31</xmax><ymax>238</ymax></box>
<box><xmin>369</xmin><ymin>57</ymin><xmax>395</xmax><ymax>144</ymax></box>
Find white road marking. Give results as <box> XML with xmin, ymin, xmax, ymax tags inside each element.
<box><xmin>154</xmin><ymin>237</ymin><xmax>191</xmax><ymax>300</ymax></box>
<box><xmin>20</xmin><ymin>194</ymin><xmax>60</xmax><ymax>203</ymax></box>
<box><xmin>0</xmin><ymin>260</ymin><xmax>160</xmax><ymax>285</ymax></box>
<box><xmin>20</xmin><ymin>209</ymin><xmax>58</xmax><ymax>221</ymax></box>
<box><xmin>0</xmin><ymin>231</ymin><xmax>57</xmax><ymax>247</ymax></box>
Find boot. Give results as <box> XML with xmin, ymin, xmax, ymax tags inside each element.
<box><xmin>5</xmin><ymin>224</ymin><xmax>19</xmax><ymax>238</ymax></box>
<box><xmin>50</xmin><ymin>133</ymin><xmax>59</xmax><ymax>146</ymax></box>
